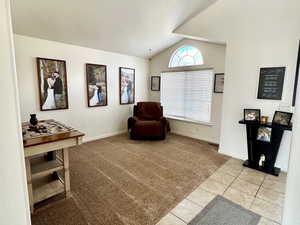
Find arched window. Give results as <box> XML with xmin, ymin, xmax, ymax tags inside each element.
<box><xmin>169</xmin><ymin>46</ymin><xmax>203</xmax><ymax>68</ymax></box>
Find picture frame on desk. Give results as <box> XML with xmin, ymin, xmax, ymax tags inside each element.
<box><xmin>272</xmin><ymin>111</ymin><xmax>293</xmax><ymax>126</ymax></box>
<box><xmin>244</xmin><ymin>109</ymin><xmax>261</xmax><ymax>122</ymax></box>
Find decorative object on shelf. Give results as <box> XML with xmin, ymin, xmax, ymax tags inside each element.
<box><xmin>22</xmin><ymin>120</ymin><xmax>74</xmax><ymax>140</ymax></box>
<box><xmin>36</xmin><ymin>58</ymin><xmax>69</xmax><ymax>111</ymax></box>
<box><xmin>272</xmin><ymin>111</ymin><xmax>293</xmax><ymax>126</ymax></box>
<box><xmin>257</xmin><ymin>127</ymin><xmax>272</xmax><ymax>142</ymax></box>
<box><xmin>259</xmin><ymin>154</ymin><xmax>266</xmax><ymax>167</ymax></box>
<box><xmin>260</xmin><ymin>116</ymin><xmax>269</xmax><ymax>124</ymax></box>
<box><xmin>151</xmin><ymin>76</ymin><xmax>160</xmax><ymax>91</ymax></box>
<box><xmin>119</xmin><ymin>67</ymin><xmax>135</xmax><ymax>105</ymax></box>
<box><xmin>86</xmin><ymin>63</ymin><xmax>108</xmax><ymax>107</ymax></box>
<box><xmin>214</xmin><ymin>73</ymin><xmax>224</xmax><ymax>93</ymax></box>
<box><xmin>29</xmin><ymin>114</ymin><xmax>38</xmax><ymax>126</ymax></box>
<box><xmin>257</xmin><ymin>67</ymin><xmax>285</xmax><ymax>100</ymax></box>
<box><xmin>244</xmin><ymin>109</ymin><xmax>261</xmax><ymax>122</ymax></box>
<box><xmin>239</xmin><ymin>119</ymin><xmax>292</xmax><ymax>176</ymax></box>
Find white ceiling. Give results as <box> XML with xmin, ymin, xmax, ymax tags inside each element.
<box><xmin>11</xmin><ymin>0</ymin><xmax>217</xmax><ymax>58</ymax></box>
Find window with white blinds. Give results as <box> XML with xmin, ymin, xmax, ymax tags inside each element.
<box><xmin>161</xmin><ymin>69</ymin><xmax>213</xmax><ymax>123</ymax></box>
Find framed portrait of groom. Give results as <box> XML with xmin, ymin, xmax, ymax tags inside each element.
<box><xmin>36</xmin><ymin>57</ymin><xmax>69</xmax><ymax>111</ymax></box>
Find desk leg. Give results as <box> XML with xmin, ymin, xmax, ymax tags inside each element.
<box><xmin>25</xmin><ymin>158</ymin><xmax>34</xmax><ymax>213</ymax></box>
<box><xmin>63</xmin><ymin>148</ymin><xmax>71</xmax><ymax>198</ymax></box>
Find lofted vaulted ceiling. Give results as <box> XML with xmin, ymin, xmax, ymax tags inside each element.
<box><xmin>11</xmin><ymin>0</ymin><xmax>217</xmax><ymax>58</ymax></box>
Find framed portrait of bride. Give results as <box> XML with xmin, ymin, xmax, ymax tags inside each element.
<box><xmin>119</xmin><ymin>67</ymin><xmax>135</xmax><ymax>105</ymax></box>
<box><xmin>36</xmin><ymin>58</ymin><xmax>69</xmax><ymax>111</ymax></box>
<box><xmin>86</xmin><ymin>63</ymin><xmax>108</xmax><ymax>107</ymax></box>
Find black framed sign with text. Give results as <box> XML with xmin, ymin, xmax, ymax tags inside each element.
<box><xmin>257</xmin><ymin>67</ymin><xmax>285</xmax><ymax>100</ymax></box>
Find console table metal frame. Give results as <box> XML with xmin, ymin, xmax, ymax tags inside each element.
<box><xmin>239</xmin><ymin>119</ymin><xmax>292</xmax><ymax>176</ymax></box>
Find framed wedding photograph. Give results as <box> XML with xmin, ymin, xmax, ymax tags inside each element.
<box><xmin>214</xmin><ymin>73</ymin><xmax>224</xmax><ymax>93</ymax></box>
<box><xmin>244</xmin><ymin>109</ymin><xmax>261</xmax><ymax>122</ymax></box>
<box><xmin>119</xmin><ymin>67</ymin><xmax>135</xmax><ymax>105</ymax></box>
<box><xmin>151</xmin><ymin>76</ymin><xmax>160</xmax><ymax>91</ymax></box>
<box><xmin>36</xmin><ymin>57</ymin><xmax>69</xmax><ymax>111</ymax></box>
<box><xmin>272</xmin><ymin>111</ymin><xmax>293</xmax><ymax>126</ymax></box>
<box><xmin>86</xmin><ymin>63</ymin><xmax>108</xmax><ymax>107</ymax></box>
<box><xmin>257</xmin><ymin>127</ymin><xmax>272</xmax><ymax>142</ymax></box>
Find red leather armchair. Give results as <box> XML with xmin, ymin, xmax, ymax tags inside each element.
<box><xmin>128</xmin><ymin>102</ymin><xmax>170</xmax><ymax>140</ymax></box>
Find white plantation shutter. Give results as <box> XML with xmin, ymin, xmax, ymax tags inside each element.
<box><xmin>161</xmin><ymin>69</ymin><xmax>213</xmax><ymax>123</ymax></box>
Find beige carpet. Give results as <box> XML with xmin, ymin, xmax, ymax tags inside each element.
<box><xmin>31</xmin><ymin>134</ymin><xmax>229</xmax><ymax>225</ymax></box>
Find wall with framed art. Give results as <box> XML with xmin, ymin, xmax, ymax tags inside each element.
<box><xmin>179</xmin><ymin>0</ymin><xmax>298</xmax><ymax>172</ymax></box>
<box><xmin>14</xmin><ymin>35</ymin><xmax>149</xmax><ymax>141</ymax></box>
<box><xmin>149</xmin><ymin>38</ymin><xmax>226</xmax><ymax>144</ymax></box>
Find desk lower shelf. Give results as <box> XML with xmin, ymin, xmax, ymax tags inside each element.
<box><xmin>33</xmin><ymin>175</ymin><xmax>65</xmax><ymax>204</ymax></box>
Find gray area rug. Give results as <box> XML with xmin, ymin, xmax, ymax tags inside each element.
<box><xmin>189</xmin><ymin>195</ymin><xmax>261</xmax><ymax>225</ymax></box>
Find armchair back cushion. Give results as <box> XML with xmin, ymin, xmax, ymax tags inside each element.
<box><xmin>136</xmin><ymin>102</ymin><xmax>163</xmax><ymax>120</ymax></box>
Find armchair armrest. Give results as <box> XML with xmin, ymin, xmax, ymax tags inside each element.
<box><xmin>128</xmin><ymin>116</ymin><xmax>139</xmax><ymax>130</ymax></box>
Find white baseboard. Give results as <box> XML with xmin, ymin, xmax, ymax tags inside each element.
<box><xmin>171</xmin><ymin>130</ymin><xmax>219</xmax><ymax>145</ymax></box>
<box><xmin>83</xmin><ymin>130</ymin><xmax>127</xmax><ymax>143</ymax></box>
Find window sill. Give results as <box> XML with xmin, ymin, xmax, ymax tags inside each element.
<box><xmin>165</xmin><ymin>116</ymin><xmax>214</xmax><ymax>126</ymax></box>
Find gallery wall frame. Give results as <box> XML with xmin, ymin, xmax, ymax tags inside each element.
<box><xmin>119</xmin><ymin>67</ymin><xmax>135</xmax><ymax>105</ymax></box>
<box><xmin>86</xmin><ymin>63</ymin><xmax>108</xmax><ymax>107</ymax></box>
<box><xmin>151</xmin><ymin>76</ymin><xmax>160</xmax><ymax>91</ymax></box>
<box><xmin>36</xmin><ymin>57</ymin><xmax>69</xmax><ymax>111</ymax></box>
<box><xmin>214</xmin><ymin>73</ymin><xmax>224</xmax><ymax>93</ymax></box>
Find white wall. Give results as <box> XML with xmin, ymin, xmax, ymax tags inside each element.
<box><xmin>150</xmin><ymin>38</ymin><xmax>226</xmax><ymax>144</ymax></box>
<box><xmin>283</xmin><ymin>73</ymin><xmax>300</xmax><ymax>225</ymax></box>
<box><xmin>0</xmin><ymin>1</ymin><xmax>31</xmax><ymax>225</ymax></box>
<box><xmin>14</xmin><ymin>35</ymin><xmax>149</xmax><ymax>141</ymax></box>
<box><xmin>175</xmin><ymin>0</ymin><xmax>300</xmax><ymax>171</ymax></box>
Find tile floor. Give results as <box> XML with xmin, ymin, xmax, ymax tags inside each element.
<box><xmin>156</xmin><ymin>158</ymin><xmax>287</xmax><ymax>225</ymax></box>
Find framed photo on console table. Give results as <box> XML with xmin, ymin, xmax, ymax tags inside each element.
<box><xmin>272</xmin><ymin>111</ymin><xmax>293</xmax><ymax>126</ymax></box>
<box><xmin>257</xmin><ymin>127</ymin><xmax>272</xmax><ymax>142</ymax></box>
<box><xmin>244</xmin><ymin>109</ymin><xmax>261</xmax><ymax>122</ymax></box>
<box><xmin>37</xmin><ymin>57</ymin><xmax>69</xmax><ymax>111</ymax></box>
<box><xmin>86</xmin><ymin>63</ymin><xmax>108</xmax><ymax>107</ymax></box>
<box><xmin>119</xmin><ymin>67</ymin><xmax>135</xmax><ymax>105</ymax></box>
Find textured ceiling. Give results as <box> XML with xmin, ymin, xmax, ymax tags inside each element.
<box><xmin>11</xmin><ymin>0</ymin><xmax>217</xmax><ymax>58</ymax></box>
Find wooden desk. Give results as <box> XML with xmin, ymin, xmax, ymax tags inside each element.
<box><xmin>22</xmin><ymin>120</ymin><xmax>84</xmax><ymax>213</ymax></box>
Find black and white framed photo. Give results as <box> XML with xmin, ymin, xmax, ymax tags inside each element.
<box><xmin>257</xmin><ymin>127</ymin><xmax>272</xmax><ymax>142</ymax></box>
<box><xmin>151</xmin><ymin>76</ymin><xmax>160</xmax><ymax>91</ymax></box>
<box><xmin>244</xmin><ymin>109</ymin><xmax>261</xmax><ymax>122</ymax></box>
<box><xmin>272</xmin><ymin>111</ymin><xmax>293</xmax><ymax>126</ymax></box>
<box><xmin>214</xmin><ymin>73</ymin><xmax>224</xmax><ymax>93</ymax></box>
<box><xmin>257</xmin><ymin>67</ymin><xmax>286</xmax><ymax>100</ymax></box>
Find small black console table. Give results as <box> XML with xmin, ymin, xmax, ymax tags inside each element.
<box><xmin>239</xmin><ymin>120</ymin><xmax>292</xmax><ymax>176</ymax></box>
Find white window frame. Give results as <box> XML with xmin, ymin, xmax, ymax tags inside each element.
<box><xmin>169</xmin><ymin>45</ymin><xmax>204</xmax><ymax>68</ymax></box>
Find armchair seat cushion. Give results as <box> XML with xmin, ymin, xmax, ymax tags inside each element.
<box><xmin>134</xmin><ymin>120</ymin><xmax>163</xmax><ymax>137</ymax></box>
